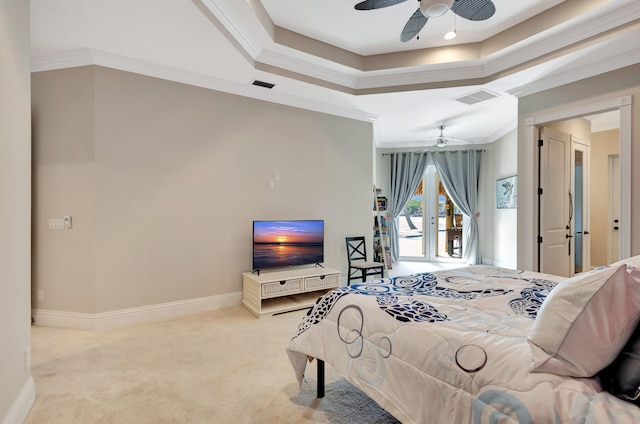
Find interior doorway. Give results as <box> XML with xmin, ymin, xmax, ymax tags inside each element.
<box><xmin>537</xmin><ymin>110</ymin><xmax>622</xmax><ymax>277</ymax></box>
<box><xmin>608</xmin><ymin>154</ymin><xmax>620</xmax><ymax>264</ymax></box>
<box><xmin>523</xmin><ymin>96</ymin><xmax>631</xmax><ymax>272</ymax></box>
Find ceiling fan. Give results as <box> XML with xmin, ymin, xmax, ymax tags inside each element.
<box><xmin>429</xmin><ymin>125</ymin><xmax>473</xmax><ymax>147</ymax></box>
<box><xmin>354</xmin><ymin>0</ymin><xmax>496</xmax><ymax>42</ymax></box>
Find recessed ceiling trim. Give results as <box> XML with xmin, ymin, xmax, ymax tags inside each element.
<box><xmin>508</xmin><ymin>41</ymin><xmax>640</xmax><ymax>98</ymax></box>
<box><xmin>354</xmin><ymin>62</ymin><xmax>485</xmax><ymax>89</ymax></box>
<box><xmin>486</xmin><ymin>0</ymin><xmax>640</xmax><ymax>70</ymax></box>
<box><xmin>200</xmin><ymin>0</ymin><xmax>262</xmax><ymax>58</ymax></box>
<box><xmin>257</xmin><ymin>49</ymin><xmax>358</xmax><ymax>88</ymax></box>
<box><xmin>204</xmin><ymin>0</ymin><xmax>640</xmax><ymax>93</ymax></box>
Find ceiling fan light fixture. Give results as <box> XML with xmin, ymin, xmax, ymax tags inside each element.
<box><xmin>444</xmin><ymin>29</ymin><xmax>457</xmax><ymax>40</ymax></box>
<box><xmin>420</xmin><ymin>0</ymin><xmax>453</xmax><ymax>18</ymax></box>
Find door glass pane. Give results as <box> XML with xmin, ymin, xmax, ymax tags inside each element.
<box><xmin>574</xmin><ymin>150</ymin><xmax>583</xmax><ymax>274</ymax></box>
<box><xmin>398</xmin><ymin>179</ymin><xmax>424</xmax><ymax>258</ymax></box>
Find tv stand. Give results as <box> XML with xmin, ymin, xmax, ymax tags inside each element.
<box><xmin>242</xmin><ymin>267</ymin><xmax>340</xmax><ymax>318</ymax></box>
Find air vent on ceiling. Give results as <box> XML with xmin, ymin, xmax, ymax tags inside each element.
<box><xmin>251</xmin><ymin>80</ymin><xmax>275</xmax><ymax>89</ymax></box>
<box><xmin>453</xmin><ymin>89</ymin><xmax>499</xmax><ymax>105</ymax></box>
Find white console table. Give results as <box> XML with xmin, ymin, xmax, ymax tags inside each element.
<box><xmin>242</xmin><ymin>266</ymin><xmax>341</xmax><ymax>318</ymax></box>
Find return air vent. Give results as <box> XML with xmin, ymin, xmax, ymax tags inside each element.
<box><xmin>251</xmin><ymin>80</ymin><xmax>275</xmax><ymax>89</ymax></box>
<box><xmin>453</xmin><ymin>89</ymin><xmax>499</xmax><ymax>105</ymax></box>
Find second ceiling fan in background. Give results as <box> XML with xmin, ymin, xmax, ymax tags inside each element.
<box><xmin>429</xmin><ymin>125</ymin><xmax>473</xmax><ymax>147</ymax></box>
<box><xmin>355</xmin><ymin>0</ymin><xmax>497</xmax><ymax>42</ymax></box>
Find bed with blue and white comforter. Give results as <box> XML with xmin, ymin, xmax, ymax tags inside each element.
<box><xmin>286</xmin><ymin>265</ymin><xmax>640</xmax><ymax>423</ymax></box>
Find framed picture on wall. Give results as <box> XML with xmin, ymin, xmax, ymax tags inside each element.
<box><xmin>497</xmin><ymin>175</ymin><xmax>517</xmax><ymax>209</ymax></box>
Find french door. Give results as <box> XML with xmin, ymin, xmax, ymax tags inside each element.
<box><xmin>398</xmin><ymin>165</ymin><xmax>460</xmax><ymax>261</ymax></box>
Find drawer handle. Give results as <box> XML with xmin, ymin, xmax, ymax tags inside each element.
<box><xmin>319</xmin><ymin>275</ymin><xmax>325</xmax><ymax>280</ymax></box>
<box><xmin>279</xmin><ymin>280</ymin><xmax>286</xmax><ymax>285</ymax></box>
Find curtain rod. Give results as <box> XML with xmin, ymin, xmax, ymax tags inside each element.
<box><xmin>381</xmin><ymin>149</ymin><xmax>486</xmax><ymax>156</ymax></box>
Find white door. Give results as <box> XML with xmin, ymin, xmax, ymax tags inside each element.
<box><xmin>608</xmin><ymin>154</ymin><xmax>620</xmax><ymax>263</ymax></box>
<box><xmin>539</xmin><ymin>127</ymin><xmax>571</xmax><ymax>277</ymax></box>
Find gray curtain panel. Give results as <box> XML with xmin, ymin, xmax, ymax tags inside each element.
<box><xmin>388</xmin><ymin>152</ymin><xmax>429</xmax><ymax>261</ymax></box>
<box><xmin>432</xmin><ymin>150</ymin><xmax>482</xmax><ymax>264</ymax></box>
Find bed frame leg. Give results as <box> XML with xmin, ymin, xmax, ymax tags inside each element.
<box><xmin>317</xmin><ymin>359</ymin><xmax>325</xmax><ymax>398</ymax></box>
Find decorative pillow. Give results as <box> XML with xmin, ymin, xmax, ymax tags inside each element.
<box><xmin>599</xmin><ymin>321</ymin><xmax>640</xmax><ymax>405</ymax></box>
<box><xmin>528</xmin><ymin>263</ymin><xmax>640</xmax><ymax>377</ymax></box>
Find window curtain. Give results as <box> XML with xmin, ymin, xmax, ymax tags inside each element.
<box><xmin>388</xmin><ymin>152</ymin><xmax>429</xmax><ymax>261</ymax></box>
<box><xmin>432</xmin><ymin>150</ymin><xmax>482</xmax><ymax>264</ymax></box>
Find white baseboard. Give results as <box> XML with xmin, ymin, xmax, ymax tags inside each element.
<box><xmin>1</xmin><ymin>376</ymin><xmax>35</xmax><ymax>424</ymax></box>
<box><xmin>482</xmin><ymin>257</ymin><xmax>521</xmax><ymax>270</ymax></box>
<box><xmin>32</xmin><ymin>292</ymin><xmax>243</xmax><ymax>330</ymax></box>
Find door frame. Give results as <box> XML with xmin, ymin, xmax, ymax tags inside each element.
<box><xmin>398</xmin><ymin>165</ymin><xmax>437</xmax><ymax>262</ymax></box>
<box><xmin>522</xmin><ymin>95</ymin><xmax>631</xmax><ymax>271</ymax></box>
<box><xmin>608</xmin><ymin>154</ymin><xmax>620</xmax><ymax>264</ymax></box>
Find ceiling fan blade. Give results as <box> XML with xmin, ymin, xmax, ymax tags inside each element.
<box><xmin>400</xmin><ymin>9</ymin><xmax>428</xmax><ymax>42</ymax></box>
<box><xmin>428</xmin><ymin>135</ymin><xmax>473</xmax><ymax>143</ymax></box>
<box><xmin>444</xmin><ymin>137</ymin><xmax>473</xmax><ymax>144</ymax></box>
<box><xmin>451</xmin><ymin>0</ymin><xmax>496</xmax><ymax>21</ymax></box>
<box><xmin>355</xmin><ymin>0</ymin><xmax>409</xmax><ymax>11</ymax></box>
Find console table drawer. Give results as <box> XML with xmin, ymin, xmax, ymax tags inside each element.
<box><xmin>305</xmin><ymin>273</ymin><xmax>340</xmax><ymax>291</ymax></box>
<box><xmin>261</xmin><ymin>278</ymin><xmax>303</xmax><ymax>297</ymax></box>
<box><xmin>242</xmin><ymin>267</ymin><xmax>341</xmax><ymax>318</ymax></box>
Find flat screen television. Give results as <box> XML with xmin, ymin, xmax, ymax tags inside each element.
<box><xmin>252</xmin><ymin>220</ymin><xmax>324</xmax><ymax>271</ymax></box>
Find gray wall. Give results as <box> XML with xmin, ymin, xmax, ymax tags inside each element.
<box><xmin>517</xmin><ymin>64</ymin><xmax>640</xmax><ymax>268</ymax></box>
<box><xmin>0</xmin><ymin>0</ymin><xmax>35</xmax><ymax>421</ymax></box>
<box><xmin>479</xmin><ymin>130</ymin><xmax>518</xmax><ymax>268</ymax></box>
<box><xmin>32</xmin><ymin>66</ymin><xmax>374</xmax><ymax>315</ymax></box>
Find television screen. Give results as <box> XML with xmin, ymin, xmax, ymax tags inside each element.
<box><xmin>252</xmin><ymin>220</ymin><xmax>324</xmax><ymax>271</ymax></box>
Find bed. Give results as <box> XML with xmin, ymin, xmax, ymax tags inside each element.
<box><xmin>286</xmin><ymin>261</ymin><xmax>640</xmax><ymax>423</ymax></box>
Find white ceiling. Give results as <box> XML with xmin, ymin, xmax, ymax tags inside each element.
<box><xmin>30</xmin><ymin>0</ymin><xmax>640</xmax><ymax>148</ymax></box>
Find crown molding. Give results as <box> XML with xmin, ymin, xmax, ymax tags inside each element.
<box><xmin>30</xmin><ymin>48</ymin><xmax>378</xmax><ymax>123</ymax></box>
<box><xmin>30</xmin><ymin>48</ymin><xmax>94</xmax><ymax>73</ymax></box>
<box><xmin>257</xmin><ymin>49</ymin><xmax>359</xmax><ymax>89</ymax></box>
<box><xmin>478</xmin><ymin>4</ymin><xmax>640</xmax><ymax>80</ymax></box>
<box><xmin>200</xmin><ymin>0</ymin><xmax>262</xmax><ymax>59</ymax></box>
<box><xmin>507</xmin><ymin>40</ymin><xmax>640</xmax><ymax>98</ymax></box>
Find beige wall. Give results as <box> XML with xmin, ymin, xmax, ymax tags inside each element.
<box><xmin>547</xmin><ymin>118</ymin><xmax>591</xmax><ymax>140</ymax></box>
<box><xmin>31</xmin><ymin>67</ymin><xmax>96</xmax><ymax>314</ymax></box>
<box><xmin>32</xmin><ymin>66</ymin><xmax>374</xmax><ymax>314</ymax></box>
<box><xmin>517</xmin><ymin>64</ymin><xmax>640</xmax><ymax>269</ymax></box>
<box><xmin>590</xmin><ymin>129</ymin><xmax>620</xmax><ymax>266</ymax></box>
<box><xmin>0</xmin><ymin>0</ymin><xmax>35</xmax><ymax>421</ymax></box>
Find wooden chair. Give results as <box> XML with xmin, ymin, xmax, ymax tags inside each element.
<box><xmin>345</xmin><ymin>236</ymin><xmax>384</xmax><ymax>285</ymax></box>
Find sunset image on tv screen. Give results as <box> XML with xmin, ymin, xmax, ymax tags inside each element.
<box><xmin>253</xmin><ymin>220</ymin><xmax>323</xmax><ymax>245</ymax></box>
<box><xmin>253</xmin><ymin>220</ymin><xmax>324</xmax><ymax>270</ymax></box>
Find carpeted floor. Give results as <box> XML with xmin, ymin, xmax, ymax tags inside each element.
<box><xmin>25</xmin><ymin>305</ymin><xmax>401</xmax><ymax>424</ymax></box>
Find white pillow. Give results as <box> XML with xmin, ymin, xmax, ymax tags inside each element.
<box><xmin>528</xmin><ymin>263</ymin><xmax>640</xmax><ymax>377</ymax></box>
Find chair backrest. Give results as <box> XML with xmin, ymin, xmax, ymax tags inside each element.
<box><xmin>345</xmin><ymin>236</ymin><xmax>368</xmax><ymax>263</ymax></box>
